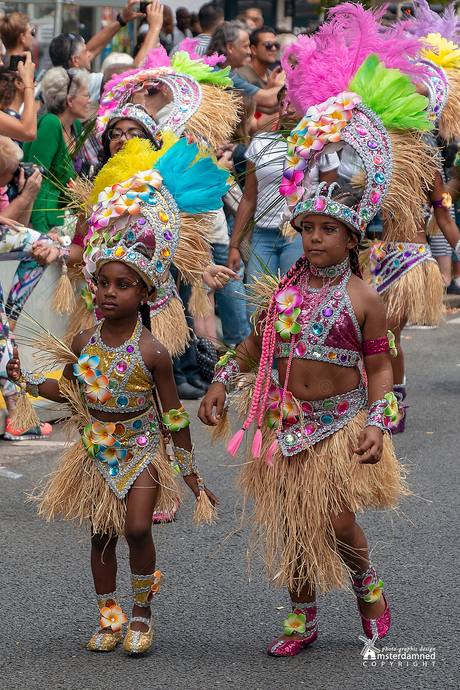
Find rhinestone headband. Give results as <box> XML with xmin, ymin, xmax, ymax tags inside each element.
<box><xmin>418</xmin><ymin>58</ymin><xmax>449</xmax><ymax>126</ymax></box>
<box><xmin>97</xmin><ymin>67</ymin><xmax>202</xmax><ymax>136</ymax></box>
<box><xmin>85</xmin><ymin>181</ymin><xmax>180</xmax><ymax>293</ymax></box>
<box><xmin>284</xmin><ymin>98</ymin><xmax>393</xmax><ymax>241</ymax></box>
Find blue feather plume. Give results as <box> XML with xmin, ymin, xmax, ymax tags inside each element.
<box><xmin>153</xmin><ymin>138</ymin><xmax>229</xmax><ymax>213</ymax></box>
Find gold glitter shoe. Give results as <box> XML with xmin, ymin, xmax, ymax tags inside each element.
<box><xmin>123</xmin><ymin>615</ymin><xmax>154</xmax><ymax>654</ymax></box>
<box><xmin>87</xmin><ymin>592</ymin><xmax>127</xmax><ymax>652</ymax></box>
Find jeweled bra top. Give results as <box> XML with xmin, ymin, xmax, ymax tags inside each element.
<box><xmin>81</xmin><ymin>319</ymin><xmax>154</xmax><ymax>412</ymax></box>
<box><xmin>275</xmin><ymin>269</ymin><xmax>363</xmax><ymax>367</ymax></box>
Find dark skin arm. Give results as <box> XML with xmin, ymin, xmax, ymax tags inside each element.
<box><xmin>430</xmin><ymin>170</ymin><xmax>460</xmax><ymax>250</ymax></box>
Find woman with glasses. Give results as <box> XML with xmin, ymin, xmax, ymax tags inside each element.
<box><xmin>23</xmin><ymin>67</ymin><xmax>91</xmax><ymax>234</ymax></box>
<box><xmin>97</xmin><ymin>102</ymin><xmax>159</xmax><ymax>169</ymax></box>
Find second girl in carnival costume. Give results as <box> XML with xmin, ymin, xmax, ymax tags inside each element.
<box><xmin>7</xmin><ymin>136</ymin><xmax>229</xmax><ymax>655</ymax></box>
<box><xmin>199</xmin><ymin>18</ymin><xmax>434</xmax><ymax>655</ymax></box>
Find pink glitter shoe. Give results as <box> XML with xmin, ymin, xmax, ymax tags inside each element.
<box><xmin>152</xmin><ymin>497</ymin><xmax>179</xmax><ymax>523</ymax></box>
<box><xmin>352</xmin><ymin>565</ymin><xmax>391</xmax><ymax>640</ymax></box>
<box><xmin>357</xmin><ymin>594</ymin><xmax>391</xmax><ymax>640</ymax></box>
<box><xmin>267</xmin><ymin>602</ymin><xmax>317</xmax><ymax>657</ymax></box>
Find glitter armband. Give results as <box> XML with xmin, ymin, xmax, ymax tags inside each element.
<box><xmin>432</xmin><ymin>193</ymin><xmax>452</xmax><ymax>210</ymax></box>
<box><xmin>365</xmin><ymin>393</ymin><xmax>398</xmax><ymax>433</ymax></box>
<box><xmin>212</xmin><ymin>352</ymin><xmax>240</xmax><ymax>392</ymax></box>
<box><xmin>71</xmin><ymin>233</ymin><xmax>85</xmax><ymax>247</ymax></box>
<box><xmin>362</xmin><ymin>337</ymin><xmax>389</xmax><ymax>357</ymax></box>
<box><xmin>172</xmin><ymin>443</ymin><xmax>198</xmax><ymax>476</ymax></box>
<box><xmin>162</xmin><ymin>405</ymin><xmax>190</xmax><ymax>432</ymax></box>
<box><xmin>58</xmin><ymin>374</ymin><xmax>72</xmax><ymax>396</ymax></box>
<box><xmin>20</xmin><ymin>370</ymin><xmax>47</xmax><ymax>398</ymax></box>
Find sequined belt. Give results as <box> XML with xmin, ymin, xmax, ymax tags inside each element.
<box><xmin>88</xmin><ymin>406</ymin><xmax>160</xmax><ymax>498</ymax></box>
<box><xmin>371</xmin><ymin>242</ymin><xmax>435</xmax><ymax>295</ymax></box>
<box><xmin>276</xmin><ymin>383</ymin><xmax>367</xmax><ymax>456</ymax></box>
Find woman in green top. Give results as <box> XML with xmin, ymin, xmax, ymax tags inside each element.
<box><xmin>23</xmin><ymin>67</ymin><xmax>91</xmax><ymax>233</ymax></box>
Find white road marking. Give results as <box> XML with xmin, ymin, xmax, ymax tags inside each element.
<box><xmin>0</xmin><ymin>466</ymin><xmax>22</xmax><ymax>479</ymax></box>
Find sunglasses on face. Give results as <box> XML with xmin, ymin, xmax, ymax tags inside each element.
<box><xmin>262</xmin><ymin>41</ymin><xmax>280</xmax><ymax>50</ymax></box>
<box><xmin>30</xmin><ymin>28</ymin><xmax>36</xmax><ymax>37</ymax></box>
<box><xmin>108</xmin><ymin>127</ymin><xmax>147</xmax><ymax>141</ymax></box>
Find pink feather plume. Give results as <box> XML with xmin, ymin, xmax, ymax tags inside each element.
<box><xmin>282</xmin><ymin>1</ymin><xmax>429</xmax><ymax>115</ymax></box>
<box><xmin>140</xmin><ymin>45</ymin><xmax>171</xmax><ymax>69</ymax></box>
<box><xmin>177</xmin><ymin>38</ymin><xmax>226</xmax><ymax>65</ymax></box>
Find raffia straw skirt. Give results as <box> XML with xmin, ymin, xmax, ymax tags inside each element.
<box><xmin>30</xmin><ymin>428</ymin><xmax>180</xmax><ymax>539</ymax></box>
<box><xmin>379</xmin><ymin>259</ymin><xmax>444</xmax><ymax>326</ymax></box>
<box><xmin>236</xmin><ymin>408</ymin><xmax>408</xmax><ymax>595</ymax></box>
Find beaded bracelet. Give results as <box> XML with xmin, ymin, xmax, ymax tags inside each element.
<box><xmin>212</xmin><ymin>354</ymin><xmax>240</xmax><ymax>393</ymax></box>
<box><xmin>172</xmin><ymin>444</ymin><xmax>198</xmax><ymax>476</ymax></box>
<box><xmin>365</xmin><ymin>394</ymin><xmax>398</xmax><ymax>434</ymax></box>
<box><xmin>20</xmin><ymin>369</ymin><xmax>47</xmax><ymax>398</ymax></box>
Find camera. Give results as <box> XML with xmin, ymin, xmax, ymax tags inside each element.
<box><xmin>13</xmin><ymin>162</ymin><xmax>45</xmax><ymax>184</ymax></box>
<box><xmin>9</xmin><ymin>55</ymin><xmax>26</xmax><ymax>71</ymax></box>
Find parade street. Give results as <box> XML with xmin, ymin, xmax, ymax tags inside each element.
<box><xmin>1</xmin><ymin>314</ymin><xmax>458</xmax><ymax>690</ymax></box>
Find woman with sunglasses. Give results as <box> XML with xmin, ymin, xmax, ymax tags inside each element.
<box><xmin>23</xmin><ymin>67</ymin><xmax>91</xmax><ymax>234</ymax></box>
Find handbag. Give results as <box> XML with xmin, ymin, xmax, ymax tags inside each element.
<box><xmin>222</xmin><ymin>181</ymin><xmax>243</xmax><ymax>216</ymax></box>
<box><xmin>195</xmin><ymin>337</ymin><xmax>219</xmax><ymax>384</ymax></box>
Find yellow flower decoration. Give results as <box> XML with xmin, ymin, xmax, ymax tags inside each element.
<box><xmin>363</xmin><ymin>580</ymin><xmax>384</xmax><ymax>604</ymax></box>
<box><xmin>384</xmin><ymin>392</ymin><xmax>398</xmax><ymax>423</ymax></box>
<box><xmin>283</xmin><ymin>612</ymin><xmax>307</xmax><ymax>635</ymax></box>
<box><xmin>421</xmin><ymin>33</ymin><xmax>460</xmax><ymax>70</ymax></box>
<box><xmin>163</xmin><ymin>408</ymin><xmax>190</xmax><ymax>432</ymax></box>
<box><xmin>100</xmin><ymin>605</ymin><xmax>127</xmax><ymax>632</ymax></box>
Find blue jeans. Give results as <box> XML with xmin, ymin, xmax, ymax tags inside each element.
<box><xmin>245</xmin><ymin>224</ymin><xmax>304</xmax><ymax>321</ymax></box>
<box><xmin>212</xmin><ymin>242</ymin><xmax>251</xmax><ymax>346</ymax></box>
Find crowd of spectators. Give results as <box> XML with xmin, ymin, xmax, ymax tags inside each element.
<box><xmin>0</xmin><ymin>1</ymin><xmax>459</xmax><ymax>410</ymax></box>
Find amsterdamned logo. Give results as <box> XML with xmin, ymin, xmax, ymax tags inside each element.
<box><xmin>359</xmin><ymin>635</ymin><xmax>436</xmax><ymax>668</ymax></box>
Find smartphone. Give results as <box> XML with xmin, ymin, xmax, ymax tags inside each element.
<box><xmin>9</xmin><ymin>55</ymin><xmax>26</xmax><ymax>71</ymax></box>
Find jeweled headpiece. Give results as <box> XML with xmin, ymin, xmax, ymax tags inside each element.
<box><xmin>283</xmin><ymin>55</ymin><xmax>431</xmax><ymax>240</ymax></box>
<box><xmin>84</xmin><ymin>137</ymin><xmax>230</xmax><ymax>296</ymax></box>
<box><xmin>401</xmin><ymin>0</ymin><xmax>460</xmax><ymax>140</ymax></box>
<box><xmin>97</xmin><ymin>49</ymin><xmax>239</xmax><ymax>149</ymax></box>
<box><xmin>288</xmin><ymin>97</ymin><xmax>393</xmax><ymax>239</ymax></box>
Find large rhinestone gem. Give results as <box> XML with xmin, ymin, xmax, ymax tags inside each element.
<box><xmin>312</xmin><ymin>323</ymin><xmax>323</xmax><ymax>336</ymax></box>
<box><xmin>312</xmin><ymin>346</ymin><xmax>322</xmax><ymax>359</ymax></box>
<box><xmin>315</xmin><ymin>197</ymin><xmax>326</xmax><ymax>211</ymax></box>
<box><xmin>117</xmin><ymin>396</ymin><xmax>129</xmax><ymax>407</ymax></box>
<box><xmin>321</xmin><ymin>414</ymin><xmax>333</xmax><ymax>424</ymax></box>
<box><xmin>116</xmin><ymin>361</ymin><xmax>127</xmax><ymax>373</ymax></box>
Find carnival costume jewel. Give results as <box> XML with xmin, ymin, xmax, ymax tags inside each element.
<box><xmin>370</xmin><ymin>242</ymin><xmax>437</xmax><ymax>295</ymax></box>
<box><xmin>352</xmin><ymin>565</ymin><xmax>391</xmax><ymax>640</ymax></box>
<box><xmin>87</xmin><ymin>593</ymin><xmax>125</xmax><ymax>652</ymax></box>
<box><xmin>97</xmin><ymin>48</ymin><xmax>238</xmax><ymax>150</ymax></box>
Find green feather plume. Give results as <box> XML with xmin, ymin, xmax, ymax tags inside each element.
<box><xmin>170</xmin><ymin>51</ymin><xmax>232</xmax><ymax>87</ymax></box>
<box><xmin>348</xmin><ymin>54</ymin><xmax>432</xmax><ymax>131</ymax></box>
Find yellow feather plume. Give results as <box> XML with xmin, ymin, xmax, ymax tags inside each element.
<box><xmin>90</xmin><ymin>132</ymin><xmax>179</xmax><ymax>205</ymax></box>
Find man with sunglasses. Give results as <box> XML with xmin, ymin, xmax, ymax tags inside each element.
<box><xmin>238</xmin><ymin>26</ymin><xmax>281</xmax><ymax>90</ymax></box>
<box><xmin>0</xmin><ymin>12</ymin><xmax>35</xmax><ymax>68</ymax></box>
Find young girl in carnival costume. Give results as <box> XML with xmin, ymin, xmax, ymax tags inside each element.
<box><xmin>7</xmin><ymin>137</ymin><xmax>228</xmax><ymax>654</ymax></box>
<box><xmin>282</xmin><ymin>2</ymin><xmax>459</xmax><ymax>434</ymax></box>
<box><xmin>65</xmin><ymin>47</ymin><xmax>240</xmax><ymax>358</ymax></box>
<box><xmin>198</xmin><ymin>39</ymin><xmax>433</xmax><ymax>655</ymax></box>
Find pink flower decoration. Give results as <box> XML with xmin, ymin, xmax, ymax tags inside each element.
<box><xmin>335</xmin><ymin>91</ymin><xmax>362</xmax><ymax>111</ymax></box>
<box><xmin>275</xmin><ymin>286</ymin><xmax>303</xmax><ymax>315</ymax></box>
<box><xmin>265</xmin><ymin>384</ymin><xmax>282</xmax><ymax>410</ymax></box>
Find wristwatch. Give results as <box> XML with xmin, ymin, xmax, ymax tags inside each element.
<box><xmin>116</xmin><ymin>13</ymin><xmax>127</xmax><ymax>27</ymax></box>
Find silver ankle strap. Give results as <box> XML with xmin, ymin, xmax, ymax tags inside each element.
<box><xmin>130</xmin><ymin>615</ymin><xmax>151</xmax><ymax>624</ymax></box>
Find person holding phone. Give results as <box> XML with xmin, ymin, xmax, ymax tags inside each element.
<box><xmin>0</xmin><ymin>52</ymin><xmax>36</xmax><ymax>142</ymax></box>
<box><xmin>0</xmin><ymin>12</ymin><xmax>35</xmax><ymax>66</ymax></box>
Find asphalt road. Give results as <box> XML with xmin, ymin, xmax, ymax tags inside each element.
<box><xmin>1</xmin><ymin>315</ymin><xmax>459</xmax><ymax>690</ymax></box>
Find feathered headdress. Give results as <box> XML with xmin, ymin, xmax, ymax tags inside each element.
<box><xmin>97</xmin><ymin>49</ymin><xmax>240</xmax><ymax>149</ymax></box>
<box><xmin>84</xmin><ymin>136</ymin><xmax>229</xmax><ymax>296</ymax></box>
<box><xmin>282</xmin><ymin>50</ymin><xmax>434</xmax><ymax>242</ymax></box>
<box><xmin>400</xmin><ymin>0</ymin><xmax>460</xmax><ymax>140</ymax></box>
